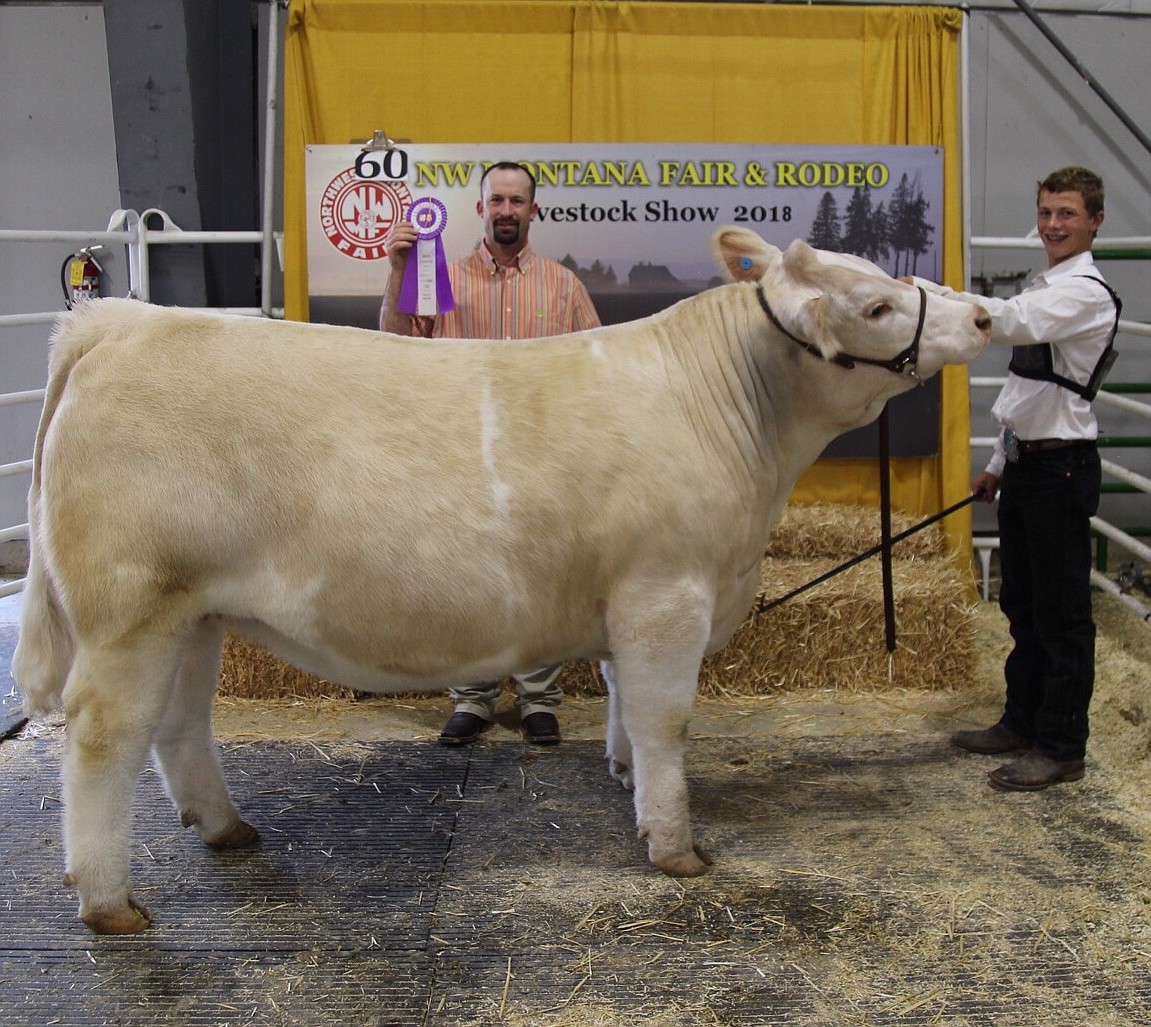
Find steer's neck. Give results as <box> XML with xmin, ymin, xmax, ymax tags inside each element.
<box><xmin>736</xmin><ymin>283</ymin><xmax>907</xmax><ymax>482</ymax></box>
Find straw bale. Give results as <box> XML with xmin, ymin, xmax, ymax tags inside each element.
<box><xmin>700</xmin><ymin>555</ymin><xmax>976</xmax><ymax>695</ymax></box>
<box><xmin>219</xmin><ymin>634</ymin><xmax>355</xmax><ymax>700</ymax></box>
<box><xmin>550</xmin><ymin>554</ymin><xmax>975</xmax><ymax>698</ymax></box>
<box><xmin>766</xmin><ymin>502</ymin><xmax>951</xmax><ymax>561</ymax></box>
<box><xmin>218</xmin><ymin>504</ymin><xmax>974</xmax><ymax>701</ymax></box>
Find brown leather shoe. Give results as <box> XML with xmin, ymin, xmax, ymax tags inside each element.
<box><xmin>988</xmin><ymin>750</ymin><xmax>1085</xmax><ymax>792</ymax></box>
<box><xmin>522</xmin><ymin>712</ymin><xmax>561</xmax><ymax>746</ymax></box>
<box><xmin>951</xmin><ymin>723</ymin><xmax>1030</xmax><ymax>755</ymax></box>
<box><xmin>438</xmin><ymin>711</ymin><xmax>488</xmax><ymax>747</ymax></box>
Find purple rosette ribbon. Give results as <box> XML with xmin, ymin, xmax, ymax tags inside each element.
<box><xmin>397</xmin><ymin>197</ymin><xmax>455</xmax><ymax>316</ymax></box>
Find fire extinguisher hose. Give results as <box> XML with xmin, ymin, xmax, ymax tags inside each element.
<box><xmin>59</xmin><ymin>253</ymin><xmax>77</xmax><ymax>309</ymax></box>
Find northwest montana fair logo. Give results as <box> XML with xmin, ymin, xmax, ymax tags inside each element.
<box><xmin>319</xmin><ymin>167</ymin><xmax>413</xmax><ymax>261</ymax></box>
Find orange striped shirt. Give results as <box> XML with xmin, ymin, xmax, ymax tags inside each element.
<box><xmin>432</xmin><ymin>241</ymin><xmax>601</xmax><ymax>340</ymax></box>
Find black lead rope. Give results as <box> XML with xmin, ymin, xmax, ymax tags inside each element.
<box><xmin>753</xmin><ymin>493</ymin><xmax>980</xmax><ymax>617</ymax></box>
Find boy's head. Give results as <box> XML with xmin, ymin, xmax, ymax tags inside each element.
<box><xmin>1037</xmin><ymin>166</ymin><xmax>1104</xmax><ymax>218</ymax></box>
<box><xmin>1036</xmin><ymin>166</ymin><xmax>1105</xmax><ymax>267</ymax></box>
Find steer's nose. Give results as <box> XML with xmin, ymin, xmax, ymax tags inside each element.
<box><xmin>973</xmin><ymin>305</ymin><xmax>992</xmax><ymax>336</ymax></box>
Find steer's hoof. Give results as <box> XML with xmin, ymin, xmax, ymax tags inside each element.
<box><xmin>608</xmin><ymin>758</ymin><xmax>634</xmax><ymax>791</ymax></box>
<box><xmin>655</xmin><ymin>845</ymin><xmax>713</xmax><ymax>878</ymax></box>
<box><xmin>205</xmin><ymin>819</ymin><xmax>260</xmax><ymax>850</ymax></box>
<box><xmin>81</xmin><ymin>896</ymin><xmax>153</xmax><ymax>935</ymax></box>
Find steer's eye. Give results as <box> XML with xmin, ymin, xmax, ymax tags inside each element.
<box><xmin>868</xmin><ymin>303</ymin><xmax>891</xmax><ymax>319</ymax></box>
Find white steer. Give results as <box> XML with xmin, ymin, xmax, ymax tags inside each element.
<box><xmin>13</xmin><ymin>228</ymin><xmax>990</xmax><ymax>933</ymax></box>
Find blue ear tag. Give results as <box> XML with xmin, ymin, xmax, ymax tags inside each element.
<box><xmin>739</xmin><ymin>257</ymin><xmax>754</xmax><ymax>270</ymax></box>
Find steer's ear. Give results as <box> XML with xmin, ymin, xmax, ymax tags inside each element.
<box><xmin>713</xmin><ymin>227</ymin><xmax>780</xmax><ymax>283</ymax></box>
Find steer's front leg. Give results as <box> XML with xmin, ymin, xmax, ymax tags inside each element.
<box><xmin>606</xmin><ymin>588</ymin><xmax>714</xmax><ymax>878</ymax></box>
<box><xmin>628</xmin><ymin>709</ymin><xmax>713</xmax><ymax>878</ymax></box>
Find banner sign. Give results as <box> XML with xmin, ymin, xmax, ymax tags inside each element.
<box><xmin>305</xmin><ymin>143</ymin><xmax>945</xmax><ymax>456</ymax></box>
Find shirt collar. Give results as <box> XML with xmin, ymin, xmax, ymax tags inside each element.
<box><xmin>477</xmin><ymin>239</ymin><xmax>535</xmax><ymax>276</ymax></box>
<box><xmin>1034</xmin><ymin>249</ymin><xmax>1096</xmax><ymax>287</ymax></box>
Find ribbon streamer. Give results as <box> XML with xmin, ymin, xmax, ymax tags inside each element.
<box><xmin>397</xmin><ymin>197</ymin><xmax>454</xmax><ymax>316</ymax></box>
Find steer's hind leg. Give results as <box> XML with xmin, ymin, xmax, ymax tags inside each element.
<box><xmin>61</xmin><ymin>635</ymin><xmax>185</xmax><ymax>934</ymax></box>
<box><xmin>151</xmin><ymin>618</ymin><xmax>258</xmax><ymax>850</ymax></box>
<box><xmin>607</xmin><ymin>588</ymin><xmax>714</xmax><ymax>879</ymax></box>
<box><xmin>600</xmin><ymin>660</ymin><xmax>635</xmax><ymax>790</ymax></box>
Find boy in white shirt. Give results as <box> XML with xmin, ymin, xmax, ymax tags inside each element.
<box><xmin>912</xmin><ymin>166</ymin><xmax>1120</xmax><ymax>791</ymax></box>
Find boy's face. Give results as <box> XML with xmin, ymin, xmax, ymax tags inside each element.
<box><xmin>1037</xmin><ymin>189</ymin><xmax>1103</xmax><ymax>268</ymax></box>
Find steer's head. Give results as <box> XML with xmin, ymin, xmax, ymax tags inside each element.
<box><xmin>714</xmin><ymin>227</ymin><xmax>990</xmax><ymax>386</ymax></box>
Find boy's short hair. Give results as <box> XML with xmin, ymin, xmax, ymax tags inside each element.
<box><xmin>1038</xmin><ymin>166</ymin><xmax>1104</xmax><ymax>217</ymax></box>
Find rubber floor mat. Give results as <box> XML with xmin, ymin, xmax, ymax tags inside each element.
<box><xmin>2</xmin><ymin>740</ymin><xmax>468</xmax><ymax>952</ymax></box>
<box><xmin>1</xmin><ymin>736</ymin><xmax>1149</xmax><ymax>1026</ymax></box>
<box><xmin>0</xmin><ymin>626</ymin><xmax>25</xmax><ymax>740</ymax></box>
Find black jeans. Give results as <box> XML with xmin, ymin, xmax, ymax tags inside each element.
<box><xmin>996</xmin><ymin>441</ymin><xmax>1101</xmax><ymax>761</ymax></box>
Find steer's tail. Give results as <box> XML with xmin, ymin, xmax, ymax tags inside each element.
<box><xmin>11</xmin><ymin>307</ymin><xmax>99</xmax><ymax>714</ymax></box>
<box><xmin>13</xmin><ymin>510</ymin><xmax>73</xmax><ymax>715</ymax></box>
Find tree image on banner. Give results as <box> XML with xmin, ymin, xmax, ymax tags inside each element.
<box><xmin>806</xmin><ymin>174</ymin><xmax>934</xmax><ymax>277</ymax></box>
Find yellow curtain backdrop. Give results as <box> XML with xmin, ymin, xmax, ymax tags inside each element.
<box><xmin>284</xmin><ymin>0</ymin><xmax>973</xmax><ymax>557</ymax></box>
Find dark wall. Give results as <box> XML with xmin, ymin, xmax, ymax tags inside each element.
<box><xmin>102</xmin><ymin>0</ymin><xmax>258</xmax><ymax>307</ymax></box>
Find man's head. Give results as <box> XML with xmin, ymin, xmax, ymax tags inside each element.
<box><xmin>1036</xmin><ymin>166</ymin><xmax>1104</xmax><ymax>268</ymax></box>
<box><xmin>478</xmin><ymin>162</ymin><xmax>538</xmax><ymax>259</ymax></box>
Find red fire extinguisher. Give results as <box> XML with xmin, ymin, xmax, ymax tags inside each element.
<box><xmin>60</xmin><ymin>246</ymin><xmax>104</xmax><ymax>308</ymax></box>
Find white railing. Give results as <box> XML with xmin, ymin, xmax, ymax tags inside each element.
<box><xmin>0</xmin><ymin>216</ymin><xmax>285</xmax><ymax>601</ymax></box>
<box><xmin>970</xmin><ymin>376</ymin><xmax>1151</xmax><ymax>620</ymax></box>
<box><xmin>973</xmin><ymin>236</ymin><xmax>1151</xmax><ymax>251</ymax></box>
<box><xmin>0</xmin><ymin>218</ymin><xmax>281</xmax><ymax>324</ymax></box>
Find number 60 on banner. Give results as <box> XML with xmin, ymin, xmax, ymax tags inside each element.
<box><xmin>354</xmin><ymin>147</ymin><xmax>409</xmax><ymax>182</ymax></box>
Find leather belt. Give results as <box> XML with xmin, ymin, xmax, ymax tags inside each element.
<box><xmin>1016</xmin><ymin>437</ymin><xmax>1092</xmax><ymax>454</ymax></box>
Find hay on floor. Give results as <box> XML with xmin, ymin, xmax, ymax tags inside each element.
<box><xmin>218</xmin><ymin>503</ymin><xmax>977</xmax><ymax>701</ymax></box>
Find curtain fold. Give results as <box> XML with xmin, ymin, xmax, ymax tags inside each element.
<box><xmin>284</xmin><ymin>1</ymin><xmax>972</xmax><ymax>555</ymax></box>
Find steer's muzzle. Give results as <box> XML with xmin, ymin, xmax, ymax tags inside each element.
<box><xmin>973</xmin><ymin>305</ymin><xmax>992</xmax><ymax>336</ymax></box>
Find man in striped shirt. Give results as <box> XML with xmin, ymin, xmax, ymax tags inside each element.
<box><xmin>379</xmin><ymin>162</ymin><xmax>601</xmax><ymax>748</ymax></box>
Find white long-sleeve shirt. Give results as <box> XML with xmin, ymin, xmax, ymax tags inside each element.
<box><xmin>914</xmin><ymin>251</ymin><xmax>1117</xmax><ymax>477</ymax></box>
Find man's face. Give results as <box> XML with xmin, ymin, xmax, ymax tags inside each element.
<box><xmin>1037</xmin><ymin>189</ymin><xmax>1103</xmax><ymax>268</ymax></box>
<box><xmin>478</xmin><ymin>168</ymin><xmax>537</xmax><ymax>249</ymax></box>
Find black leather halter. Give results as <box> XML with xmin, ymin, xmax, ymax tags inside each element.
<box><xmin>755</xmin><ymin>283</ymin><xmax>927</xmax><ymax>386</ymax></box>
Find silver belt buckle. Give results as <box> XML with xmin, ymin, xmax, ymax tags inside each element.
<box><xmin>1004</xmin><ymin>427</ymin><xmax>1020</xmax><ymax>463</ymax></box>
